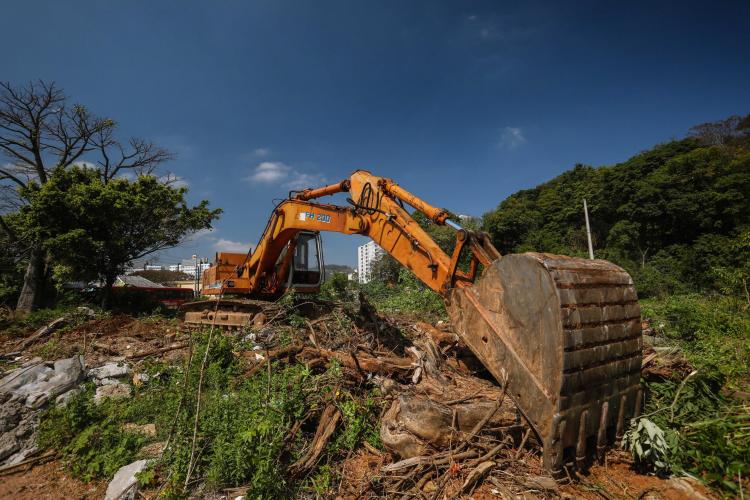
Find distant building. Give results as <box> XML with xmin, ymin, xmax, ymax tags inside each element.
<box><xmin>144</xmin><ymin>264</ymin><xmax>164</xmax><ymax>271</ymax></box>
<box><xmin>164</xmin><ymin>259</ymin><xmax>210</xmax><ymax>279</ymax></box>
<box><xmin>357</xmin><ymin>241</ymin><xmax>384</xmax><ymax>284</ymax></box>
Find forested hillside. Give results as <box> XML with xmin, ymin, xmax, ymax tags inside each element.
<box><xmin>482</xmin><ymin>115</ymin><xmax>750</xmax><ymax>299</ymax></box>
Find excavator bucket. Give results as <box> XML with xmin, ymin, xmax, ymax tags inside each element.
<box><xmin>447</xmin><ymin>253</ymin><xmax>642</xmax><ymax>476</ymax></box>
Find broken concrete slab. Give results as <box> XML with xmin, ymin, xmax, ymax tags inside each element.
<box><xmin>104</xmin><ymin>459</ymin><xmax>150</xmax><ymax>500</ymax></box>
<box><xmin>97</xmin><ymin>377</ymin><xmax>124</xmax><ymax>386</ymax></box>
<box><xmin>0</xmin><ymin>355</ymin><xmax>85</xmax><ymax>409</ymax></box>
<box><xmin>94</xmin><ymin>383</ymin><xmax>132</xmax><ymax>405</ymax></box>
<box><xmin>89</xmin><ymin>361</ymin><xmax>132</xmax><ymax>380</ymax></box>
<box><xmin>0</xmin><ymin>399</ymin><xmax>39</xmax><ymax>466</ymax></box>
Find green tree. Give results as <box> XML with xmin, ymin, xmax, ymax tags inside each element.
<box><xmin>0</xmin><ymin>81</ymin><xmax>171</xmax><ymax>313</ymax></box>
<box><xmin>21</xmin><ymin>167</ymin><xmax>220</xmax><ymax>307</ymax></box>
<box><xmin>482</xmin><ymin>116</ymin><xmax>750</xmax><ymax>297</ymax></box>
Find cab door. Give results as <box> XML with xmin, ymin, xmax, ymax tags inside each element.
<box><xmin>288</xmin><ymin>231</ymin><xmax>324</xmax><ymax>289</ymax></box>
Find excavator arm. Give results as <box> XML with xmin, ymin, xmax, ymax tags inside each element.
<box><xmin>190</xmin><ymin>169</ymin><xmax>643</xmax><ymax>477</ymax></box>
<box><xmin>203</xmin><ymin>170</ymin><xmax>497</xmax><ymax>297</ymax></box>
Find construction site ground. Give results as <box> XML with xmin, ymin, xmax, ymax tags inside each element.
<box><xmin>0</xmin><ymin>302</ymin><xmax>715</xmax><ymax>499</ymax></box>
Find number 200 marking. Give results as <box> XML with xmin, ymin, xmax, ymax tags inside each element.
<box><xmin>298</xmin><ymin>212</ymin><xmax>331</xmax><ymax>223</ymax></box>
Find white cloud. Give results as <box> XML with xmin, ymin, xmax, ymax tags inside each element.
<box><xmin>187</xmin><ymin>227</ymin><xmax>216</xmax><ymax>241</ymax></box>
<box><xmin>244</xmin><ymin>161</ymin><xmax>325</xmax><ymax>189</ymax></box>
<box><xmin>498</xmin><ymin>126</ymin><xmax>526</xmax><ymax>149</ymax></box>
<box><xmin>252</xmin><ymin>147</ymin><xmax>270</xmax><ymax>157</ymax></box>
<box><xmin>246</xmin><ymin>161</ymin><xmax>290</xmax><ymax>183</ymax></box>
<box><xmin>283</xmin><ymin>171</ymin><xmax>326</xmax><ymax>190</ymax></box>
<box><xmin>212</xmin><ymin>238</ymin><xmax>254</xmax><ymax>253</ymax></box>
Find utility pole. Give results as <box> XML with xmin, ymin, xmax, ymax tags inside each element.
<box><xmin>192</xmin><ymin>254</ymin><xmax>198</xmax><ymax>297</ymax></box>
<box><xmin>583</xmin><ymin>198</ymin><xmax>594</xmax><ymax>260</ymax></box>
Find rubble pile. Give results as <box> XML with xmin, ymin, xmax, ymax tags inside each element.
<box><xmin>0</xmin><ymin>303</ymin><xmax>717</xmax><ymax>499</ymax></box>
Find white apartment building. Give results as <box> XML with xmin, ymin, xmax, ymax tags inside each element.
<box><xmin>357</xmin><ymin>241</ymin><xmax>384</xmax><ymax>284</ymax></box>
<box><xmin>169</xmin><ymin>260</ymin><xmax>210</xmax><ymax>278</ymax></box>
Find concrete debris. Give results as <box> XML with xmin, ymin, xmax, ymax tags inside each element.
<box><xmin>0</xmin><ymin>355</ymin><xmax>85</xmax><ymax>409</ymax></box>
<box><xmin>89</xmin><ymin>361</ymin><xmax>132</xmax><ymax>380</ymax></box>
<box><xmin>0</xmin><ymin>392</ymin><xmax>40</xmax><ymax>466</ymax></box>
<box><xmin>0</xmin><ymin>356</ymin><xmax>85</xmax><ymax>466</ymax></box>
<box><xmin>55</xmin><ymin>387</ymin><xmax>82</xmax><ymax>407</ymax></box>
<box><xmin>94</xmin><ymin>383</ymin><xmax>132</xmax><ymax>405</ymax></box>
<box><xmin>97</xmin><ymin>377</ymin><xmax>124</xmax><ymax>386</ymax></box>
<box><xmin>104</xmin><ymin>459</ymin><xmax>150</xmax><ymax>500</ymax></box>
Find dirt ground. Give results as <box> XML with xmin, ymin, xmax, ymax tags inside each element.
<box><xmin>0</xmin><ymin>459</ymin><xmax>107</xmax><ymax>499</ymax></box>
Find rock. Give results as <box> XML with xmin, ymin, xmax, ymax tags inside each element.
<box><xmin>139</xmin><ymin>441</ymin><xmax>166</xmax><ymax>457</ymax></box>
<box><xmin>0</xmin><ymin>399</ymin><xmax>22</xmax><ymax>432</ymax></box>
<box><xmin>252</xmin><ymin>312</ymin><xmax>267</xmax><ymax>329</ymax></box>
<box><xmin>104</xmin><ymin>459</ymin><xmax>150</xmax><ymax>500</ymax></box>
<box><xmin>0</xmin><ymin>355</ymin><xmax>85</xmax><ymax>409</ymax></box>
<box><xmin>56</xmin><ymin>388</ymin><xmax>82</xmax><ymax>407</ymax></box>
<box><xmin>0</xmin><ymin>395</ymin><xmax>40</xmax><ymax>466</ymax></box>
<box><xmin>89</xmin><ymin>362</ymin><xmax>132</xmax><ymax>380</ymax></box>
<box><xmin>76</xmin><ymin>306</ymin><xmax>96</xmax><ymax>317</ymax></box>
<box><xmin>123</xmin><ymin>423</ymin><xmax>156</xmax><ymax>437</ymax></box>
<box><xmin>0</xmin><ymin>431</ymin><xmax>20</xmax><ymax>463</ymax></box>
<box><xmin>667</xmin><ymin>478</ymin><xmax>710</xmax><ymax>500</ymax></box>
<box><xmin>98</xmin><ymin>377</ymin><xmax>123</xmax><ymax>386</ymax></box>
<box><xmin>94</xmin><ymin>383</ymin><xmax>132</xmax><ymax>405</ymax></box>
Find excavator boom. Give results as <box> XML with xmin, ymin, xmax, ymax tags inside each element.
<box><xmin>184</xmin><ymin>170</ymin><xmax>643</xmax><ymax>475</ymax></box>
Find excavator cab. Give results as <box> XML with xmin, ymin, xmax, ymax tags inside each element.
<box><xmin>288</xmin><ymin>231</ymin><xmax>324</xmax><ymax>289</ymax></box>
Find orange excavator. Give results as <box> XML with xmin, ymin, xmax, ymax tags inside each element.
<box><xmin>182</xmin><ymin>170</ymin><xmax>643</xmax><ymax>476</ymax></box>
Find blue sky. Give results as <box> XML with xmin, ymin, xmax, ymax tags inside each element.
<box><xmin>4</xmin><ymin>1</ymin><xmax>749</xmax><ymax>266</ymax></box>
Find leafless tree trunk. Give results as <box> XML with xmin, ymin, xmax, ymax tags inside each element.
<box><xmin>639</xmin><ymin>246</ymin><xmax>649</xmax><ymax>269</ymax></box>
<box><xmin>0</xmin><ymin>80</ymin><xmax>171</xmax><ymax>313</ymax></box>
<box><xmin>15</xmin><ymin>247</ymin><xmax>45</xmax><ymax>314</ymax></box>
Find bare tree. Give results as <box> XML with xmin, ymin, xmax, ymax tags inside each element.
<box><xmin>0</xmin><ymin>80</ymin><xmax>172</xmax><ymax>313</ymax></box>
<box><xmin>688</xmin><ymin>114</ymin><xmax>749</xmax><ymax>146</ymax></box>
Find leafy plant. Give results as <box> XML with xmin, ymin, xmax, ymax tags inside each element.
<box><xmin>622</xmin><ymin>418</ymin><xmax>671</xmax><ymax>473</ymax></box>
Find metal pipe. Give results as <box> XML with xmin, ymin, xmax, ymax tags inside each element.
<box><xmin>381</xmin><ymin>180</ymin><xmax>449</xmax><ymax>225</ymax></box>
<box><xmin>446</xmin><ymin>219</ymin><xmax>463</xmax><ymax>231</ymax></box>
<box><xmin>294</xmin><ymin>180</ymin><xmax>350</xmax><ymax>201</ymax></box>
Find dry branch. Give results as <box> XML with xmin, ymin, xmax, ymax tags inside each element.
<box><xmin>289</xmin><ymin>404</ymin><xmax>341</xmax><ymax>476</ymax></box>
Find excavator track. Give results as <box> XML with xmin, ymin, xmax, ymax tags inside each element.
<box><xmin>179</xmin><ymin>299</ymin><xmax>281</xmax><ymax>331</ymax></box>
<box><xmin>447</xmin><ymin>253</ymin><xmax>642</xmax><ymax>476</ymax></box>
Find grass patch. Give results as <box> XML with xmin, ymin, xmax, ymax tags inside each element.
<box><xmin>641</xmin><ymin>294</ymin><xmax>750</xmax><ymax>387</ymax></box>
<box><xmin>37</xmin><ymin>330</ymin><xmax>384</xmax><ymax>497</ymax></box>
<box><xmin>632</xmin><ymin>294</ymin><xmax>750</xmax><ymax>492</ymax></box>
